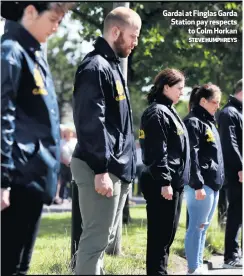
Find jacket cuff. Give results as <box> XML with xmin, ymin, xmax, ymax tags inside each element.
<box><xmin>192</xmin><ymin>182</ymin><xmax>204</xmax><ymax>190</ymax></box>
<box><xmin>160</xmin><ymin>181</ymin><xmax>171</xmax><ymax>187</ymax></box>
<box><xmin>94</xmin><ymin>168</ymin><xmax>109</xmax><ymax>175</ymax></box>
<box><xmin>1</xmin><ymin>173</ymin><xmax>12</xmax><ymax>189</ymax></box>
<box><xmin>149</xmin><ymin>168</ymin><xmax>172</xmax><ymax>187</ymax></box>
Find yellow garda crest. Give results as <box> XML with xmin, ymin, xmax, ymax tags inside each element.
<box><xmin>115</xmin><ymin>80</ymin><xmax>126</xmax><ymax>101</ymax></box>
<box><xmin>206</xmin><ymin>127</ymin><xmax>215</xmax><ymax>142</ymax></box>
<box><xmin>139</xmin><ymin>129</ymin><xmax>145</xmax><ymax>139</ymax></box>
<box><xmin>174</xmin><ymin>120</ymin><xmax>184</xmax><ymax>136</ymax></box>
<box><xmin>32</xmin><ymin>65</ymin><xmax>48</xmax><ymax>95</ymax></box>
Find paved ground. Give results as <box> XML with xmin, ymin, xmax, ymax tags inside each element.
<box><xmin>173</xmin><ymin>255</ymin><xmax>243</xmax><ymax>275</ymax></box>
<box><xmin>207</xmin><ymin>255</ymin><xmax>243</xmax><ymax>275</ymax></box>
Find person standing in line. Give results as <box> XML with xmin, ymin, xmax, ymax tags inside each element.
<box><xmin>59</xmin><ymin>127</ymin><xmax>76</xmax><ymax>202</ymax></box>
<box><xmin>218</xmin><ymin>79</ymin><xmax>243</xmax><ymax>269</ymax></box>
<box><xmin>1</xmin><ymin>2</ymin><xmax>73</xmax><ymax>275</ymax></box>
<box><xmin>70</xmin><ymin>7</ymin><xmax>141</xmax><ymax>275</ymax></box>
<box><xmin>184</xmin><ymin>84</ymin><xmax>225</xmax><ymax>275</ymax></box>
<box><xmin>139</xmin><ymin>68</ymin><xmax>190</xmax><ymax>275</ymax></box>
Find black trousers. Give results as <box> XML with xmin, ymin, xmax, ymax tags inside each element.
<box><xmin>1</xmin><ymin>186</ymin><xmax>43</xmax><ymax>275</ymax></box>
<box><xmin>218</xmin><ymin>184</ymin><xmax>228</xmax><ymax>226</ymax></box>
<box><xmin>140</xmin><ymin>171</ymin><xmax>184</xmax><ymax>275</ymax></box>
<box><xmin>224</xmin><ymin>184</ymin><xmax>242</xmax><ymax>261</ymax></box>
<box><xmin>60</xmin><ymin>163</ymin><xmax>72</xmax><ymax>199</ymax></box>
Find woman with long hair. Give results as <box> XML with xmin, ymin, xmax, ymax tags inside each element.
<box><xmin>139</xmin><ymin>68</ymin><xmax>190</xmax><ymax>275</ymax></box>
<box><xmin>184</xmin><ymin>84</ymin><xmax>224</xmax><ymax>275</ymax></box>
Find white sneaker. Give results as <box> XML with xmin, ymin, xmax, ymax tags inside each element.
<box><xmin>223</xmin><ymin>258</ymin><xmax>243</xmax><ymax>269</ymax></box>
<box><xmin>186</xmin><ymin>267</ymin><xmax>204</xmax><ymax>275</ymax></box>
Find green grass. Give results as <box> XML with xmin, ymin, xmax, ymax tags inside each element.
<box><xmin>29</xmin><ymin>201</ymin><xmax>225</xmax><ymax>275</ymax></box>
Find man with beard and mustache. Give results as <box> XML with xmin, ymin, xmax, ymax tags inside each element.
<box><xmin>71</xmin><ymin>7</ymin><xmax>141</xmax><ymax>275</ymax></box>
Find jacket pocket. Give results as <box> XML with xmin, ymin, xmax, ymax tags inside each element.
<box><xmin>14</xmin><ymin>140</ymin><xmax>58</xmax><ymax>203</ymax></box>
<box><xmin>116</xmin><ymin>132</ymin><xmax>125</xmax><ymax>157</ymax></box>
<box><xmin>107</xmin><ymin>132</ymin><xmax>116</xmax><ymax>155</ymax></box>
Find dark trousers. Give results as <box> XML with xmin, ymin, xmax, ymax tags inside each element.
<box><xmin>60</xmin><ymin>163</ymin><xmax>72</xmax><ymax>199</ymax></box>
<box><xmin>224</xmin><ymin>184</ymin><xmax>242</xmax><ymax>261</ymax></box>
<box><xmin>135</xmin><ymin>164</ymin><xmax>144</xmax><ymax>196</ymax></box>
<box><xmin>145</xmin><ymin>188</ymin><xmax>183</xmax><ymax>275</ymax></box>
<box><xmin>1</xmin><ymin>187</ymin><xmax>43</xmax><ymax>275</ymax></box>
<box><xmin>218</xmin><ymin>185</ymin><xmax>228</xmax><ymax>226</ymax></box>
<box><xmin>140</xmin><ymin>169</ymin><xmax>183</xmax><ymax>275</ymax></box>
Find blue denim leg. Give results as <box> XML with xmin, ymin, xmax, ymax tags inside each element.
<box><xmin>198</xmin><ymin>187</ymin><xmax>219</xmax><ymax>266</ymax></box>
<box><xmin>184</xmin><ymin>185</ymin><xmax>219</xmax><ymax>271</ymax></box>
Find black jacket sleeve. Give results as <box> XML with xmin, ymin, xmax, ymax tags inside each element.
<box><xmin>147</xmin><ymin>112</ymin><xmax>172</xmax><ymax>186</ymax></box>
<box><xmin>218</xmin><ymin>109</ymin><xmax>242</xmax><ymax>171</ymax></box>
<box><xmin>1</xmin><ymin>45</ymin><xmax>22</xmax><ymax>188</ymax></box>
<box><xmin>184</xmin><ymin>118</ymin><xmax>204</xmax><ymax>190</ymax></box>
<box><xmin>73</xmin><ymin>68</ymin><xmax>110</xmax><ymax>174</ymax></box>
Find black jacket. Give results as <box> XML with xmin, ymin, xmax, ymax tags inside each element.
<box><xmin>72</xmin><ymin>37</ymin><xmax>136</xmax><ymax>183</ymax></box>
<box><xmin>1</xmin><ymin>21</ymin><xmax>60</xmax><ymax>204</ymax></box>
<box><xmin>139</xmin><ymin>95</ymin><xmax>190</xmax><ymax>190</ymax></box>
<box><xmin>218</xmin><ymin>95</ymin><xmax>242</xmax><ymax>184</ymax></box>
<box><xmin>184</xmin><ymin>105</ymin><xmax>224</xmax><ymax>191</ymax></box>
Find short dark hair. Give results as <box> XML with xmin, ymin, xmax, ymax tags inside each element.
<box><xmin>147</xmin><ymin>68</ymin><xmax>185</xmax><ymax>104</ymax></box>
<box><xmin>189</xmin><ymin>83</ymin><xmax>221</xmax><ymax>109</ymax></box>
<box><xmin>1</xmin><ymin>2</ymin><xmax>74</xmax><ymax>22</ymax></box>
<box><xmin>234</xmin><ymin>79</ymin><xmax>242</xmax><ymax>94</ymax></box>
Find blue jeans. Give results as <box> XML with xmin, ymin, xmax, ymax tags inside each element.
<box><xmin>184</xmin><ymin>185</ymin><xmax>219</xmax><ymax>271</ymax></box>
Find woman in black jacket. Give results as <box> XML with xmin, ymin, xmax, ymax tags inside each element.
<box><xmin>139</xmin><ymin>68</ymin><xmax>190</xmax><ymax>275</ymax></box>
<box><xmin>184</xmin><ymin>84</ymin><xmax>224</xmax><ymax>275</ymax></box>
<box><xmin>1</xmin><ymin>2</ymin><xmax>73</xmax><ymax>275</ymax></box>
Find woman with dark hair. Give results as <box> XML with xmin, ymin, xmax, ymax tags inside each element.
<box><xmin>139</xmin><ymin>68</ymin><xmax>190</xmax><ymax>275</ymax></box>
<box><xmin>184</xmin><ymin>84</ymin><xmax>224</xmax><ymax>275</ymax></box>
<box><xmin>1</xmin><ymin>2</ymin><xmax>73</xmax><ymax>275</ymax></box>
<box><xmin>185</xmin><ymin>85</ymin><xmax>201</xmax><ymax>228</ymax></box>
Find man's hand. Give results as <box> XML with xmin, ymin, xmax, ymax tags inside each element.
<box><xmin>195</xmin><ymin>188</ymin><xmax>206</xmax><ymax>200</ymax></box>
<box><xmin>238</xmin><ymin>171</ymin><xmax>243</xmax><ymax>183</ymax></box>
<box><xmin>1</xmin><ymin>188</ymin><xmax>10</xmax><ymax>211</ymax></box>
<box><xmin>161</xmin><ymin>185</ymin><xmax>173</xmax><ymax>200</ymax></box>
<box><xmin>95</xmin><ymin>173</ymin><xmax>113</xmax><ymax>197</ymax></box>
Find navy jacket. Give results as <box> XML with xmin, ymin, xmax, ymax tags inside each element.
<box><xmin>72</xmin><ymin>37</ymin><xmax>136</xmax><ymax>183</ymax></box>
<box><xmin>1</xmin><ymin>21</ymin><xmax>60</xmax><ymax>204</ymax></box>
<box><xmin>184</xmin><ymin>105</ymin><xmax>224</xmax><ymax>191</ymax></box>
<box><xmin>139</xmin><ymin>95</ymin><xmax>190</xmax><ymax>190</ymax></box>
<box><xmin>218</xmin><ymin>95</ymin><xmax>242</xmax><ymax>185</ymax></box>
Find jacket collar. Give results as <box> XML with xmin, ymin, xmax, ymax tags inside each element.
<box><xmin>156</xmin><ymin>93</ymin><xmax>174</xmax><ymax>108</ymax></box>
<box><xmin>4</xmin><ymin>20</ymin><xmax>41</xmax><ymax>53</ymax></box>
<box><xmin>93</xmin><ymin>37</ymin><xmax>120</xmax><ymax>64</ymax></box>
<box><xmin>228</xmin><ymin>95</ymin><xmax>242</xmax><ymax>112</ymax></box>
<box><xmin>192</xmin><ymin>104</ymin><xmax>216</xmax><ymax>124</ymax></box>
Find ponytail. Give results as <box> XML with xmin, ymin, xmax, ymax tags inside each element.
<box><xmin>189</xmin><ymin>85</ymin><xmax>200</xmax><ymax>110</ymax></box>
<box><xmin>189</xmin><ymin>83</ymin><xmax>221</xmax><ymax>110</ymax></box>
<box><xmin>147</xmin><ymin>85</ymin><xmax>157</xmax><ymax>104</ymax></box>
<box><xmin>146</xmin><ymin>68</ymin><xmax>185</xmax><ymax>106</ymax></box>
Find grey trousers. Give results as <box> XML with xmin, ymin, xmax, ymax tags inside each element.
<box><xmin>70</xmin><ymin>158</ymin><xmax>130</xmax><ymax>275</ymax></box>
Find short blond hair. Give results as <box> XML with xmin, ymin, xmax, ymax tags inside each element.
<box><xmin>103</xmin><ymin>7</ymin><xmax>141</xmax><ymax>34</ymax></box>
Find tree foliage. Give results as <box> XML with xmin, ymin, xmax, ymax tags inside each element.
<box><xmin>72</xmin><ymin>1</ymin><xmax>242</xmax><ymax>90</ymax></box>
<box><xmin>47</xmin><ymin>33</ymin><xmax>81</xmax><ymax>120</ymax></box>
<box><xmin>48</xmin><ymin>2</ymin><xmax>242</xmax><ymax>128</ymax></box>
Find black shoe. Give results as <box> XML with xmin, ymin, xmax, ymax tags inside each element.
<box><xmin>223</xmin><ymin>258</ymin><xmax>243</xmax><ymax>269</ymax></box>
